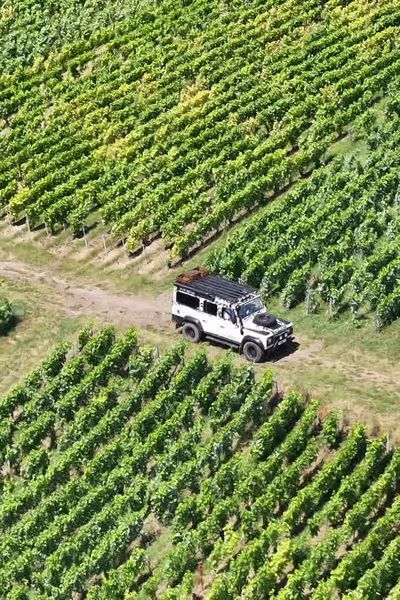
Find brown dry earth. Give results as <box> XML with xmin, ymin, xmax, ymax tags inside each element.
<box><xmin>0</xmin><ymin>259</ymin><xmax>170</xmax><ymax>329</ymax></box>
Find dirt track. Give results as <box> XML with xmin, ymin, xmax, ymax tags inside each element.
<box><xmin>0</xmin><ymin>258</ymin><xmax>314</xmax><ymax>363</ymax></box>
<box><xmin>1</xmin><ymin>257</ymin><xmax>399</xmax><ymax>383</ymax></box>
<box><xmin>0</xmin><ymin>259</ymin><xmax>171</xmax><ymax>329</ymax></box>
<box><xmin>2</xmin><ymin>256</ymin><xmax>400</xmax><ymax>441</ymax></box>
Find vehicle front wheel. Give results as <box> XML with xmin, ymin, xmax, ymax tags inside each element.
<box><xmin>182</xmin><ymin>322</ymin><xmax>202</xmax><ymax>343</ymax></box>
<box><xmin>243</xmin><ymin>341</ymin><xmax>264</xmax><ymax>363</ymax></box>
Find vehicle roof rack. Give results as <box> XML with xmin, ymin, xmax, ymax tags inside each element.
<box><xmin>175</xmin><ymin>267</ymin><xmax>256</xmax><ymax>303</ymax></box>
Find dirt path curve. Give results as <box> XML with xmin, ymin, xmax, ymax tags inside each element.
<box><xmin>0</xmin><ymin>259</ymin><xmax>171</xmax><ymax>329</ymax></box>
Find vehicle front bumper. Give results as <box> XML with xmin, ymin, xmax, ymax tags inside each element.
<box><xmin>268</xmin><ymin>332</ymin><xmax>294</xmax><ymax>349</ymax></box>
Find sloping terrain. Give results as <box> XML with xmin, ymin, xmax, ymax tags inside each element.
<box><xmin>1</xmin><ymin>2</ymin><xmax>400</xmax><ymax>598</ymax></box>
<box><xmin>1</xmin><ymin>247</ymin><xmax>400</xmax><ymax>442</ymax></box>
<box><xmin>1</xmin><ymin>0</ymin><xmax>399</xmax><ymax>261</ymax></box>
<box><xmin>1</xmin><ymin>331</ymin><xmax>399</xmax><ymax>599</ymax></box>
<box><xmin>208</xmin><ymin>105</ymin><xmax>400</xmax><ymax>326</ymax></box>
<box><xmin>1</xmin><ymin>0</ymin><xmax>400</xmax><ymax>330</ymax></box>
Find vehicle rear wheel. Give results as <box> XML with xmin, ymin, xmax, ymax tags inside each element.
<box><xmin>182</xmin><ymin>322</ymin><xmax>202</xmax><ymax>343</ymax></box>
<box><xmin>243</xmin><ymin>341</ymin><xmax>264</xmax><ymax>363</ymax></box>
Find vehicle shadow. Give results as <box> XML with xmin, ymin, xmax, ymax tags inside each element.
<box><xmin>203</xmin><ymin>338</ymin><xmax>300</xmax><ymax>364</ymax></box>
<box><xmin>266</xmin><ymin>340</ymin><xmax>300</xmax><ymax>363</ymax></box>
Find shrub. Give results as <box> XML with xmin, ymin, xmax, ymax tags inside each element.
<box><xmin>0</xmin><ymin>296</ymin><xmax>17</xmax><ymax>335</ymax></box>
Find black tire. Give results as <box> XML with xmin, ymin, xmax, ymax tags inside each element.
<box><xmin>182</xmin><ymin>322</ymin><xmax>202</xmax><ymax>343</ymax></box>
<box><xmin>243</xmin><ymin>341</ymin><xmax>264</xmax><ymax>363</ymax></box>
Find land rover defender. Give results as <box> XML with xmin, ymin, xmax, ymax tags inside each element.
<box><xmin>171</xmin><ymin>267</ymin><xmax>294</xmax><ymax>362</ymax></box>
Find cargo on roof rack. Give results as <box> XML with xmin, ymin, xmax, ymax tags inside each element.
<box><xmin>175</xmin><ymin>266</ymin><xmax>209</xmax><ymax>284</ymax></box>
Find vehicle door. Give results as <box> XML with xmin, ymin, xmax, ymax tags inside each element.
<box><xmin>217</xmin><ymin>307</ymin><xmax>242</xmax><ymax>344</ymax></box>
<box><xmin>198</xmin><ymin>300</ymin><xmax>220</xmax><ymax>336</ymax></box>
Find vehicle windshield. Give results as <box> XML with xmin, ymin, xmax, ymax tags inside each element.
<box><xmin>237</xmin><ymin>297</ymin><xmax>264</xmax><ymax>319</ymax></box>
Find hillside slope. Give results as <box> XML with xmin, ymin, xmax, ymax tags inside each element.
<box><xmin>1</xmin><ymin>0</ymin><xmax>399</xmax><ymax>257</ymax></box>
<box><xmin>1</xmin><ymin>331</ymin><xmax>399</xmax><ymax>599</ymax></box>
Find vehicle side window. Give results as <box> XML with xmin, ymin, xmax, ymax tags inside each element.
<box><xmin>204</xmin><ymin>301</ymin><xmax>218</xmax><ymax>316</ymax></box>
<box><xmin>176</xmin><ymin>291</ymin><xmax>199</xmax><ymax>310</ymax></box>
<box><xmin>221</xmin><ymin>308</ymin><xmax>236</xmax><ymax>323</ymax></box>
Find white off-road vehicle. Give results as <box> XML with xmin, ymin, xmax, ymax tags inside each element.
<box><xmin>171</xmin><ymin>267</ymin><xmax>294</xmax><ymax>362</ymax></box>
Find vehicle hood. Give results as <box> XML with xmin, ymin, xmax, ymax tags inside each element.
<box><xmin>242</xmin><ymin>312</ymin><xmax>289</xmax><ymax>336</ymax></box>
